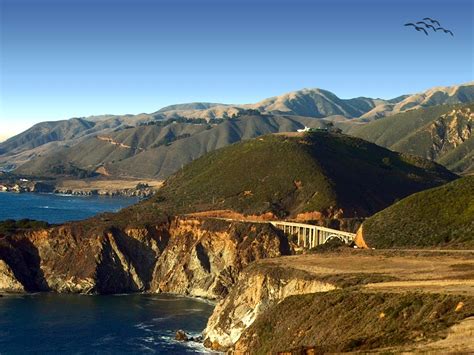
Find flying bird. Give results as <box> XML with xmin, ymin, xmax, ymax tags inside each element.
<box><xmin>444</xmin><ymin>29</ymin><xmax>454</xmax><ymax>36</ymax></box>
<box><xmin>435</xmin><ymin>27</ymin><xmax>455</xmax><ymax>36</ymax></box>
<box><xmin>405</xmin><ymin>19</ymin><xmax>453</xmax><ymax>37</ymax></box>
<box><xmin>424</xmin><ymin>23</ymin><xmax>436</xmax><ymax>31</ymax></box>
<box><xmin>415</xmin><ymin>26</ymin><xmax>429</xmax><ymax>36</ymax></box>
<box><xmin>416</xmin><ymin>21</ymin><xmax>436</xmax><ymax>31</ymax></box>
<box><xmin>423</xmin><ymin>17</ymin><xmax>441</xmax><ymax>27</ymax></box>
<box><xmin>416</xmin><ymin>21</ymin><xmax>437</xmax><ymax>31</ymax></box>
<box><xmin>404</xmin><ymin>23</ymin><xmax>429</xmax><ymax>35</ymax></box>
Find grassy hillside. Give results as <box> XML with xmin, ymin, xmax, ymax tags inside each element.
<box><xmin>0</xmin><ymin>118</ymin><xmax>95</xmax><ymax>155</ymax></box>
<box><xmin>438</xmin><ymin>138</ymin><xmax>474</xmax><ymax>173</ymax></box>
<box><xmin>362</xmin><ymin>176</ymin><xmax>474</xmax><ymax>249</ymax></box>
<box><xmin>235</xmin><ymin>290</ymin><xmax>474</xmax><ymax>353</ymax></box>
<box><xmin>116</xmin><ymin>132</ymin><xmax>456</xmax><ymax>225</ymax></box>
<box><xmin>346</xmin><ymin>105</ymin><xmax>456</xmax><ymax>146</ymax></box>
<box><xmin>15</xmin><ymin>115</ymin><xmax>329</xmax><ymax>179</ymax></box>
<box><xmin>348</xmin><ymin>103</ymin><xmax>474</xmax><ymax>174</ymax></box>
<box><xmin>14</xmin><ymin>122</ymin><xmax>209</xmax><ymax>178</ymax></box>
<box><xmin>4</xmin><ymin>83</ymin><xmax>473</xmax><ymax>175</ymax></box>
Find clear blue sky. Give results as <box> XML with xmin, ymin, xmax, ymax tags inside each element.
<box><xmin>0</xmin><ymin>0</ymin><xmax>473</xmax><ymax>138</ymax></box>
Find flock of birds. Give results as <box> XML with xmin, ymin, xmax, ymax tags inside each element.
<box><xmin>404</xmin><ymin>17</ymin><xmax>454</xmax><ymax>36</ymax></box>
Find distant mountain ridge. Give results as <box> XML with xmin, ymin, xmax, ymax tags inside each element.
<box><xmin>1</xmin><ymin>82</ymin><xmax>473</xmax><ymax>177</ymax></box>
<box><xmin>13</xmin><ymin>115</ymin><xmax>329</xmax><ymax>179</ymax></box>
<box><xmin>152</xmin><ymin>82</ymin><xmax>474</xmax><ymax>121</ymax></box>
<box><xmin>348</xmin><ymin>102</ymin><xmax>474</xmax><ymax>174</ymax></box>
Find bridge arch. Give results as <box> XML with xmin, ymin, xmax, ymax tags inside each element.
<box><xmin>269</xmin><ymin>221</ymin><xmax>355</xmax><ymax>249</ymax></box>
<box><xmin>323</xmin><ymin>234</ymin><xmax>348</xmax><ymax>244</ymax></box>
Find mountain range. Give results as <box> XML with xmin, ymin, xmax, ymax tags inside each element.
<box><xmin>1</xmin><ymin>82</ymin><xmax>473</xmax><ymax>178</ymax></box>
<box><xmin>348</xmin><ymin>102</ymin><xmax>474</xmax><ymax>174</ymax></box>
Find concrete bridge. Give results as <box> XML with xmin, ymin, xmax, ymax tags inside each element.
<box><xmin>270</xmin><ymin>221</ymin><xmax>356</xmax><ymax>249</ymax></box>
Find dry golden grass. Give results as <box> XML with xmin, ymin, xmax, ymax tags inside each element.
<box><xmin>56</xmin><ymin>179</ymin><xmax>163</xmax><ymax>192</ymax></box>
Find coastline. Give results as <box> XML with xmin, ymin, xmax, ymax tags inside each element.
<box><xmin>0</xmin><ymin>292</ymin><xmax>216</xmax><ymax>354</ymax></box>
<box><xmin>0</xmin><ymin>178</ymin><xmax>163</xmax><ymax>198</ymax></box>
<box><xmin>1</xmin><ymin>213</ymin><xmax>474</xmax><ymax>352</ymax></box>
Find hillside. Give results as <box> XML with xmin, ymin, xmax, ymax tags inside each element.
<box><xmin>360</xmin><ymin>176</ymin><xmax>474</xmax><ymax>249</ymax></box>
<box><xmin>348</xmin><ymin>103</ymin><xmax>474</xmax><ymax>174</ymax></box>
<box><xmin>3</xmin><ymin>82</ymin><xmax>473</xmax><ymax>175</ymax></box>
<box><xmin>14</xmin><ymin>115</ymin><xmax>329</xmax><ymax>179</ymax></box>
<box><xmin>116</xmin><ymin>132</ymin><xmax>457</xmax><ymax>224</ymax></box>
<box><xmin>0</xmin><ymin>116</ymin><xmax>150</xmax><ymax>170</ymax></box>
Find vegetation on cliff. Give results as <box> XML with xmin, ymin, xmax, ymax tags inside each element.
<box><xmin>347</xmin><ymin>103</ymin><xmax>474</xmax><ymax>174</ymax></box>
<box><xmin>0</xmin><ymin>219</ymin><xmax>50</xmax><ymax>236</ymax></box>
<box><xmin>362</xmin><ymin>176</ymin><xmax>474</xmax><ymax>249</ymax></box>
<box><xmin>121</xmin><ymin>131</ymin><xmax>456</xmax><ymax>223</ymax></box>
<box><xmin>234</xmin><ymin>290</ymin><xmax>474</xmax><ymax>353</ymax></box>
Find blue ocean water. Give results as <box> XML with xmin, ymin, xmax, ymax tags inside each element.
<box><xmin>0</xmin><ymin>192</ymin><xmax>139</xmax><ymax>224</ymax></box>
<box><xmin>0</xmin><ymin>193</ymin><xmax>216</xmax><ymax>354</ymax></box>
<box><xmin>0</xmin><ymin>294</ymin><xmax>215</xmax><ymax>354</ymax></box>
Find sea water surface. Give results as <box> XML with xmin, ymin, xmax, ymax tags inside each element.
<box><xmin>0</xmin><ymin>293</ymin><xmax>215</xmax><ymax>354</ymax></box>
<box><xmin>0</xmin><ymin>193</ymin><xmax>216</xmax><ymax>354</ymax></box>
<box><xmin>0</xmin><ymin>192</ymin><xmax>139</xmax><ymax>224</ymax></box>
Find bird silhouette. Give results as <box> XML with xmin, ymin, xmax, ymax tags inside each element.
<box><xmin>404</xmin><ymin>23</ymin><xmax>428</xmax><ymax>35</ymax></box>
<box><xmin>424</xmin><ymin>24</ymin><xmax>436</xmax><ymax>31</ymax></box>
<box><xmin>444</xmin><ymin>29</ymin><xmax>454</xmax><ymax>36</ymax></box>
<box><xmin>423</xmin><ymin>17</ymin><xmax>441</xmax><ymax>27</ymax></box>
<box><xmin>435</xmin><ymin>27</ymin><xmax>454</xmax><ymax>36</ymax></box>
<box><xmin>416</xmin><ymin>26</ymin><xmax>429</xmax><ymax>35</ymax></box>
<box><xmin>405</xmin><ymin>19</ymin><xmax>453</xmax><ymax>37</ymax></box>
<box><xmin>416</xmin><ymin>21</ymin><xmax>437</xmax><ymax>31</ymax></box>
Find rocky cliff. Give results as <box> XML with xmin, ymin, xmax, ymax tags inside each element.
<box><xmin>202</xmin><ymin>250</ymin><xmax>474</xmax><ymax>352</ymax></box>
<box><xmin>232</xmin><ymin>291</ymin><xmax>474</xmax><ymax>353</ymax></box>
<box><xmin>202</xmin><ymin>263</ymin><xmax>337</xmax><ymax>350</ymax></box>
<box><xmin>0</xmin><ymin>218</ymin><xmax>290</xmax><ymax>298</ymax></box>
<box><xmin>429</xmin><ymin>107</ymin><xmax>473</xmax><ymax>160</ymax></box>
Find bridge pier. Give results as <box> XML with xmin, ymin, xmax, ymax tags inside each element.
<box><xmin>270</xmin><ymin>221</ymin><xmax>355</xmax><ymax>249</ymax></box>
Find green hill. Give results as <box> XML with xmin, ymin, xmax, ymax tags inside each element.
<box><xmin>118</xmin><ymin>132</ymin><xmax>456</xmax><ymax>225</ymax></box>
<box><xmin>4</xmin><ymin>82</ymin><xmax>473</xmax><ymax>177</ymax></box>
<box><xmin>361</xmin><ymin>176</ymin><xmax>474</xmax><ymax>249</ymax></box>
<box><xmin>14</xmin><ymin>115</ymin><xmax>329</xmax><ymax>179</ymax></box>
<box><xmin>347</xmin><ymin>103</ymin><xmax>474</xmax><ymax>174</ymax></box>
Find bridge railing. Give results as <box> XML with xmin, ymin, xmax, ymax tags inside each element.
<box><xmin>269</xmin><ymin>221</ymin><xmax>356</xmax><ymax>248</ymax></box>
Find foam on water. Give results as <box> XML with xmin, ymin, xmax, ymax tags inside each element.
<box><xmin>0</xmin><ymin>293</ymin><xmax>217</xmax><ymax>354</ymax></box>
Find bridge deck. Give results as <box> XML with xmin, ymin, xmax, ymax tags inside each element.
<box><xmin>269</xmin><ymin>221</ymin><xmax>356</xmax><ymax>248</ymax></box>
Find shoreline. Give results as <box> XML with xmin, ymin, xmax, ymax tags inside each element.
<box><xmin>0</xmin><ymin>178</ymin><xmax>163</xmax><ymax>198</ymax></box>
<box><xmin>0</xmin><ymin>291</ymin><xmax>216</xmax><ymax>353</ymax></box>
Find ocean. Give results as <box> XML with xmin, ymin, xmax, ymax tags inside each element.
<box><xmin>0</xmin><ymin>293</ymin><xmax>215</xmax><ymax>354</ymax></box>
<box><xmin>0</xmin><ymin>193</ymin><xmax>216</xmax><ymax>354</ymax></box>
<box><xmin>0</xmin><ymin>192</ymin><xmax>139</xmax><ymax>224</ymax></box>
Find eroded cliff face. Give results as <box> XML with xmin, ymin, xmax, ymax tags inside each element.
<box><xmin>202</xmin><ymin>263</ymin><xmax>337</xmax><ymax>350</ymax></box>
<box><xmin>151</xmin><ymin>219</ymin><xmax>289</xmax><ymax>298</ymax></box>
<box><xmin>0</xmin><ymin>260</ymin><xmax>24</xmax><ymax>292</ymax></box>
<box><xmin>0</xmin><ymin>218</ymin><xmax>290</xmax><ymax>298</ymax></box>
<box><xmin>429</xmin><ymin>107</ymin><xmax>473</xmax><ymax>159</ymax></box>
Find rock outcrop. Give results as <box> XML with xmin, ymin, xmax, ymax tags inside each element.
<box><xmin>0</xmin><ymin>260</ymin><xmax>24</xmax><ymax>292</ymax></box>
<box><xmin>429</xmin><ymin>107</ymin><xmax>473</xmax><ymax>160</ymax></box>
<box><xmin>232</xmin><ymin>291</ymin><xmax>474</xmax><ymax>353</ymax></box>
<box><xmin>0</xmin><ymin>218</ymin><xmax>290</xmax><ymax>298</ymax></box>
<box><xmin>202</xmin><ymin>263</ymin><xmax>337</xmax><ymax>350</ymax></box>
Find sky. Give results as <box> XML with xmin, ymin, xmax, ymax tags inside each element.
<box><xmin>0</xmin><ymin>0</ymin><xmax>473</xmax><ymax>139</ymax></box>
